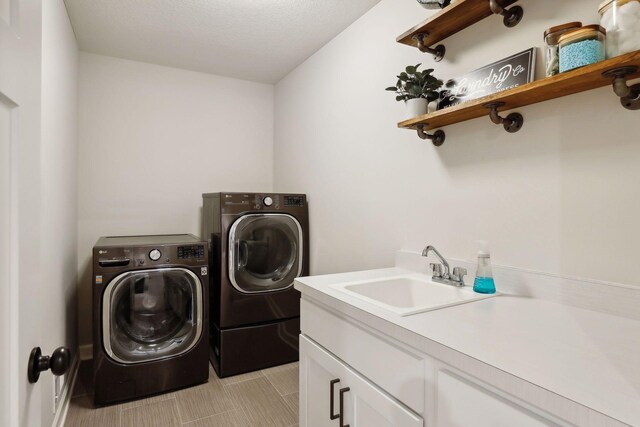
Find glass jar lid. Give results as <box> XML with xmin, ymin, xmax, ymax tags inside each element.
<box><xmin>544</xmin><ymin>22</ymin><xmax>583</xmax><ymax>43</ymax></box>
<box><xmin>558</xmin><ymin>25</ymin><xmax>606</xmax><ymax>45</ymax></box>
<box><xmin>599</xmin><ymin>0</ymin><xmax>638</xmax><ymax>14</ymax></box>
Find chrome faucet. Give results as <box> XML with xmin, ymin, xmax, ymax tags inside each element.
<box><xmin>422</xmin><ymin>245</ymin><xmax>467</xmax><ymax>287</ymax></box>
<box><xmin>422</xmin><ymin>245</ymin><xmax>450</xmax><ymax>278</ymax></box>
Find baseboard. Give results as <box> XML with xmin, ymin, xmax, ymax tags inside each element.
<box><xmin>78</xmin><ymin>344</ymin><xmax>93</xmax><ymax>361</ymax></box>
<box><xmin>51</xmin><ymin>353</ymin><xmax>80</xmax><ymax>427</ymax></box>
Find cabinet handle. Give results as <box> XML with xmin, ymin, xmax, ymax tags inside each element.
<box><xmin>330</xmin><ymin>379</ymin><xmax>340</xmax><ymax>420</ymax></box>
<box><xmin>339</xmin><ymin>387</ymin><xmax>350</xmax><ymax>427</ymax></box>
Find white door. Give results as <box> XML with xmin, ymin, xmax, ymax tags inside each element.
<box><xmin>300</xmin><ymin>335</ymin><xmax>423</xmax><ymax>427</ymax></box>
<box><xmin>0</xmin><ymin>0</ymin><xmax>44</xmax><ymax>425</ymax></box>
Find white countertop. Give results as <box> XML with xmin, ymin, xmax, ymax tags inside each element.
<box><xmin>295</xmin><ymin>267</ymin><xmax>640</xmax><ymax>426</ymax></box>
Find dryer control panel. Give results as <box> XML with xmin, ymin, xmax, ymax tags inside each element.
<box><xmin>253</xmin><ymin>194</ymin><xmax>281</xmax><ymax>209</ymax></box>
<box><xmin>219</xmin><ymin>192</ymin><xmax>306</xmax><ymax>214</ymax></box>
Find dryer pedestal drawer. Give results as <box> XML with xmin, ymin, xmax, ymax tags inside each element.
<box><xmin>213</xmin><ymin>317</ymin><xmax>300</xmax><ymax>378</ymax></box>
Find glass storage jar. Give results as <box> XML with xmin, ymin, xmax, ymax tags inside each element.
<box><xmin>544</xmin><ymin>22</ymin><xmax>582</xmax><ymax>77</ymax></box>
<box><xmin>599</xmin><ymin>0</ymin><xmax>640</xmax><ymax>58</ymax></box>
<box><xmin>558</xmin><ymin>25</ymin><xmax>606</xmax><ymax>73</ymax></box>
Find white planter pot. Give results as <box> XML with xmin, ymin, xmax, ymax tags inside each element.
<box><xmin>406</xmin><ymin>98</ymin><xmax>428</xmax><ymax>118</ymax></box>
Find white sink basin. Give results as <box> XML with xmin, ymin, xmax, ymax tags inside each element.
<box><xmin>330</xmin><ymin>275</ymin><xmax>496</xmax><ymax>316</ymax></box>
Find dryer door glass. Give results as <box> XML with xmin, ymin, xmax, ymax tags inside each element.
<box><xmin>103</xmin><ymin>268</ymin><xmax>203</xmax><ymax>364</ymax></box>
<box><xmin>229</xmin><ymin>214</ymin><xmax>303</xmax><ymax>293</ymax></box>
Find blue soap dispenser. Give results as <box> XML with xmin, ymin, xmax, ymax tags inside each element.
<box><xmin>473</xmin><ymin>241</ymin><xmax>496</xmax><ymax>294</ymax></box>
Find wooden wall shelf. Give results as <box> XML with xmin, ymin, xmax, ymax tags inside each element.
<box><xmin>396</xmin><ymin>0</ymin><xmax>520</xmax><ymax>57</ymax></box>
<box><xmin>398</xmin><ymin>50</ymin><xmax>640</xmax><ymax>136</ymax></box>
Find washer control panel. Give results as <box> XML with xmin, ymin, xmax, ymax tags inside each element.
<box><xmin>96</xmin><ymin>242</ymin><xmax>207</xmax><ymax>271</ymax></box>
<box><xmin>284</xmin><ymin>195</ymin><xmax>305</xmax><ymax>207</ymax></box>
<box><xmin>177</xmin><ymin>245</ymin><xmax>205</xmax><ymax>260</ymax></box>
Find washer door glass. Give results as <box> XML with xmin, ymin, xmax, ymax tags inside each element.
<box><xmin>229</xmin><ymin>214</ymin><xmax>303</xmax><ymax>293</ymax></box>
<box><xmin>103</xmin><ymin>268</ymin><xmax>203</xmax><ymax>364</ymax></box>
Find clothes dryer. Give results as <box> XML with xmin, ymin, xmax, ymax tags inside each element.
<box><xmin>202</xmin><ymin>193</ymin><xmax>308</xmax><ymax>377</ymax></box>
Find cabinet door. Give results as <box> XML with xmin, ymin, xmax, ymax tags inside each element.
<box><xmin>300</xmin><ymin>337</ymin><xmax>340</xmax><ymax>427</ymax></box>
<box><xmin>300</xmin><ymin>335</ymin><xmax>423</xmax><ymax>427</ymax></box>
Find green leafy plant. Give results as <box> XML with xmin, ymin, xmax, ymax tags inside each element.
<box><xmin>386</xmin><ymin>64</ymin><xmax>443</xmax><ymax>102</ymax></box>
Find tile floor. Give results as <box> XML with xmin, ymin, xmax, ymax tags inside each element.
<box><xmin>65</xmin><ymin>360</ymin><xmax>299</xmax><ymax>427</ymax></box>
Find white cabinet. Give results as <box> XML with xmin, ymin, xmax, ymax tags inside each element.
<box><xmin>300</xmin><ymin>335</ymin><xmax>423</xmax><ymax>427</ymax></box>
<box><xmin>300</xmin><ymin>299</ymin><xmax>574</xmax><ymax>427</ymax></box>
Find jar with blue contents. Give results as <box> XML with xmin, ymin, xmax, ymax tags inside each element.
<box><xmin>558</xmin><ymin>25</ymin><xmax>607</xmax><ymax>72</ymax></box>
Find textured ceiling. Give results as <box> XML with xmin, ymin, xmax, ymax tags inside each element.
<box><xmin>64</xmin><ymin>0</ymin><xmax>382</xmax><ymax>83</ymax></box>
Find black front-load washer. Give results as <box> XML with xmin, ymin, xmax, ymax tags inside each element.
<box><xmin>92</xmin><ymin>234</ymin><xmax>209</xmax><ymax>405</ymax></box>
<box><xmin>202</xmin><ymin>192</ymin><xmax>309</xmax><ymax>377</ymax></box>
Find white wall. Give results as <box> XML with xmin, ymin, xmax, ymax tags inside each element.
<box><xmin>77</xmin><ymin>53</ymin><xmax>274</xmax><ymax>346</ymax></box>
<box><xmin>274</xmin><ymin>0</ymin><xmax>640</xmax><ymax>286</ymax></box>
<box><xmin>41</xmin><ymin>0</ymin><xmax>78</xmax><ymax>424</ymax></box>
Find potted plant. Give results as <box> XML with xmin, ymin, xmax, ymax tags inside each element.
<box><xmin>386</xmin><ymin>64</ymin><xmax>443</xmax><ymax>118</ymax></box>
<box><xmin>416</xmin><ymin>0</ymin><xmax>451</xmax><ymax>9</ymax></box>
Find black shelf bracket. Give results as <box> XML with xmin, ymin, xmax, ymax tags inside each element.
<box><xmin>417</xmin><ymin>124</ymin><xmax>446</xmax><ymax>146</ymax></box>
<box><xmin>602</xmin><ymin>66</ymin><xmax>640</xmax><ymax>111</ymax></box>
<box><xmin>412</xmin><ymin>33</ymin><xmax>446</xmax><ymax>62</ymax></box>
<box><xmin>484</xmin><ymin>102</ymin><xmax>524</xmax><ymax>133</ymax></box>
<box><xmin>489</xmin><ymin>0</ymin><xmax>523</xmax><ymax>28</ymax></box>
